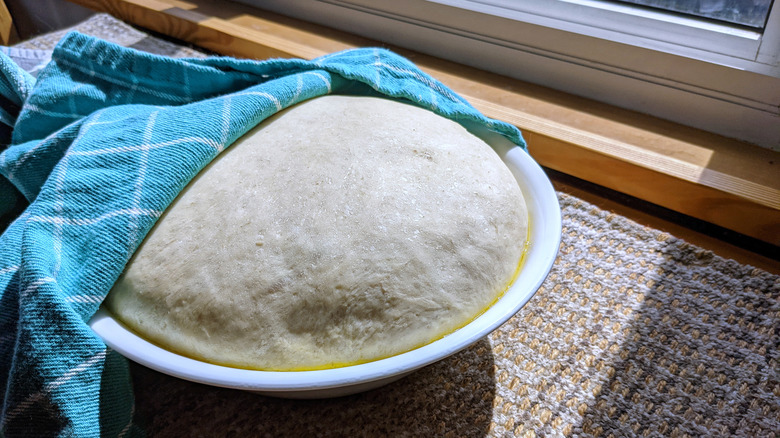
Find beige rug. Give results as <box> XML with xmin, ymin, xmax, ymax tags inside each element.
<box><xmin>16</xmin><ymin>14</ymin><xmax>780</xmax><ymax>438</ymax></box>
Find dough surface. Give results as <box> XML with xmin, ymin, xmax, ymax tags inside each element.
<box><xmin>107</xmin><ymin>95</ymin><xmax>528</xmax><ymax>370</ymax></box>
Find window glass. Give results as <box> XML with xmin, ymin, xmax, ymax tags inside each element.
<box><xmin>613</xmin><ymin>0</ymin><xmax>774</xmax><ymax>29</ymax></box>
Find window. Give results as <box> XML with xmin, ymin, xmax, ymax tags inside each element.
<box><xmin>240</xmin><ymin>0</ymin><xmax>780</xmax><ymax>150</ymax></box>
<box><xmin>615</xmin><ymin>0</ymin><xmax>774</xmax><ymax>29</ymax></box>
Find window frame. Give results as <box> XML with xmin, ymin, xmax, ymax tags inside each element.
<box><xmin>422</xmin><ymin>0</ymin><xmax>778</xmax><ymax>70</ymax></box>
<box><xmin>242</xmin><ymin>0</ymin><xmax>780</xmax><ymax>149</ymax></box>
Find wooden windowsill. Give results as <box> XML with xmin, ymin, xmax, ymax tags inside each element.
<box><xmin>67</xmin><ymin>0</ymin><xmax>780</xmax><ymax>261</ymax></box>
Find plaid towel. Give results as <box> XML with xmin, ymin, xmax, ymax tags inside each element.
<box><xmin>0</xmin><ymin>32</ymin><xmax>526</xmax><ymax>436</ymax></box>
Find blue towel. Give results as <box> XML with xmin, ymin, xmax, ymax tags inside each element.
<box><xmin>0</xmin><ymin>31</ymin><xmax>526</xmax><ymax>436</ymax></box>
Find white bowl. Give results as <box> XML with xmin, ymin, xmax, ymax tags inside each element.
<box><xmin>89</xmin><ymin>124</ymin><xmax>561</xmax><ymax>398</ymax></box>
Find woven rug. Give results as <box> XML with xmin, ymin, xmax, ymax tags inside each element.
<box><xmin>13</xmin><ymin>14</ymin><xmax>780</xmax><ymax>438</ymax></box>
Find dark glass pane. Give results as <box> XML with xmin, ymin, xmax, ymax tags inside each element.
<box><xmin>613</xmin><ymin>0</ymin><xmax>774</xmax><ymax>28</ymax></box>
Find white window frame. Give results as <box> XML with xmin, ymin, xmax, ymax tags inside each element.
<box><xmin>242</xmin><ymin>0</ymin><xmax>780</xmax><ymax>150</ymax></box>
<box><xmin>423</xmin><ymin>0</ymin><xmax>780</xmax><ymax>71</ymax></box>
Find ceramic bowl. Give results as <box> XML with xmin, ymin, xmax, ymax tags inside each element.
<box><xmin>89</xmin><ymin>125</ymin><xmax>561</xmax><ymax>398</ymax></box>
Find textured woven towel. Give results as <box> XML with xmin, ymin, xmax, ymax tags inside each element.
<box><xmin>0</xmin><ymin>31</ymin><xmax>526</xmax><ymax>437</ymax></box>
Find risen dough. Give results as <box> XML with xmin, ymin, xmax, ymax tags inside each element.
<box><xmin>107</xmin><ymin>95</ymin><xmax>528</xmax><ymax>371</ymax></box>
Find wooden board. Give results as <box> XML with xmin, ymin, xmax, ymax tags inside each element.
<box><xmin>67</xmin><ymin>0</ymin><xmax>780</xmax><ymax>247</ymax></box>
<box><xmin>0</xmin><ymin>0</ymin><xmax>19</xmax><ymax>45</ymax></box>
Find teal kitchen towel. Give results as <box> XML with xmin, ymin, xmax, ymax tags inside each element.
<box><xmin>0</xmin><ymin>31</ymin><xmax>525</xmax><ymax>437</ymax></box>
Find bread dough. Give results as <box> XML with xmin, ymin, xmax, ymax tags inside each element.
<box><xmin>106</xmin><ymin>95</ymin><xmax>528</xmax><ymax>371</ymax></box>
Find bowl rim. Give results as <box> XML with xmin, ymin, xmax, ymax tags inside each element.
<box><xmin>89</xmin><ymin>134</ymin><xmax>561</xmax><ymax>393</ymax></box>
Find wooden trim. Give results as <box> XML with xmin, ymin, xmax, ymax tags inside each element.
<box><xmin>68</xmin><ymin>0</ymin><xmax>780</xmax><ymax>246</ymax></box>
<box><xmin>0</xmin><ymin>0</ymin><xmax>19</xmax><ymax>45</ymax></box>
